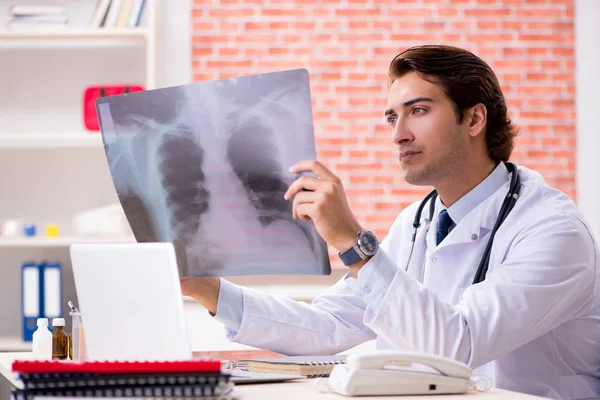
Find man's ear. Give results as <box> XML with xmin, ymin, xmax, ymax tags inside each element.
<box><xmin>466</xmin><ymin>103</ymin><xmax>487</xmax><ymax>138</ymax></box>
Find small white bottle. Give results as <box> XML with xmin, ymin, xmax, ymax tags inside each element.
<box><xmin>32</xmin><ymin>318</ymin><xmax>52</xmax><ymax>360</ymax></box>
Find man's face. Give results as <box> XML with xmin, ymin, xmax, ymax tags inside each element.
<box><xmin>385</xmin><ymin>72</ymin><xmax>470</xmax><ymax>186</ymax></box>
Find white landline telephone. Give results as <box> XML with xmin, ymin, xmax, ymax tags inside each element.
<box><xmin>326</xmin><ymin>350</ymin><xmax>490</xmax><ymax>396</ymax></box>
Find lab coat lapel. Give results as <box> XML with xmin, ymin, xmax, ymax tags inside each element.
<box><xmin>435</xmin><ymin>182</ymin><xmax>508</xmax><ymax>249</ymax></box>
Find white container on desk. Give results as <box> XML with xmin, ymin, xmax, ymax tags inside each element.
<box><xmin>31</xmin><ymin>318</ymin><xmax>52</xmax><ymax>360</ymax></box>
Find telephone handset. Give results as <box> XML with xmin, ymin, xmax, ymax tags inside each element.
<box><xmin>327</xmin><ymin>351</ymin><xmax>489</xmax><ymax>396</ymax></box>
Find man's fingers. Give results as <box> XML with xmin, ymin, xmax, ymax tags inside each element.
<box><xmin>289</xmin><ymin>160</ymin><xmax>338</xmax><ymax>181</ymax></box>
<box><xmin>293</xmin><ymin>191</ymin><xmax>320</xmax><ymax>204</ymax></box>
<box><xmin>291</xmin><ymin>191</ymin><xmax>320</xmax><ymax>219</ymax></box>
<box><xmin>295</xmin><ymin>203</ymin><xmax>314</xmax><ymax>222</ymax></box>
<box><xmin>284</xmin><ymin>175</ymin><xmax>322</xmax><ymax>200</ymax></box>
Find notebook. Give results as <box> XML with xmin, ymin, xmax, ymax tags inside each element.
<box><xmin>239</xmin><ymin>355</ymin><xmax>347</xmax><ymax>378</ymax></box>
<box><xmin>11</xmin><ymin>359</ymin><xmax>234</xmax><ymax>399</ymax></box>
<box><xmin>12</xmin><ymin>359</ymin><xmax>221</xmax><ymax>374</ymax></box>
<box><xmin>17</xmin><ymin>372</ymin><xmax>228</xmax><ymax>390</ymax></box>
<box><xmin>11</xmin><ymin>386</ymin><xmax>238</xmax><ymax>399</ymax></box>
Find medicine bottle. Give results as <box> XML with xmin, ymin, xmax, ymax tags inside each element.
<box><xmin>32</xmin><ymin>318</ymin><xmax>52</xmax><ymax>360</ymax></box>
<box><xmin>51</xmin><ymin>318</ymin><xmax>68</xmax><ymax>360</ymax></box>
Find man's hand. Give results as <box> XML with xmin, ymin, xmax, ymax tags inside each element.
<box><xmin>284</xmin><ymin>160</ymin><xmax>362</xmax><ymax>253</ymax></box>
<box><xmin>180</xmin><ymin>277</ymin><xmax>220</xmax><ymax>315</ymax></box>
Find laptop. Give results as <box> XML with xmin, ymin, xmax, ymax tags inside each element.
<box><xmin>69</xmin><ymin>242</ymin><xmax>303</xmax><ymax>383</ymax></box>
<box><xmin>70</xmin><ymin>242</ymin><xmax>191</xmax><ymax>362</ymax></box>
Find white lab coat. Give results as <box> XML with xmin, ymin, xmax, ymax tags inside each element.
<box><xmin>225</xmin><ymin>166</ymin><xmax>600</xmax><ymax>400</ymax></box>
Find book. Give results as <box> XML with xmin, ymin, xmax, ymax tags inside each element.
<box><xmin>89</xmin><ymin>0</ymin><xmax>112</xmax><ymax>28</ymax></box>
<box><xmin>127</xmin><ymin>0</ymin><xmax>145</xmax><ymax>27</ymax></box>
<box><xmin>239</xmin><ymin>355</ymin><xmax>347</xmax><ymax>377</ymax></box>
<box><xmin>104</xmin><ymin>0</ymin><xmax>123</xmax><ymax>28</ymax></box>
<box><xmin>9</xmin><ymin>15</ymin><xmax>69</xmax><ymax>23</ymax></box>
<box><xmin>12</xmin><ymin>359</ymin><xmax>234</xmax><ymax>399</ymax></box>
<box><xmin>11</xmin><ymin>384</ymin><xmax>236</xmax><ymax>399</ymax></box>
<box><xmin>9</xmin><ymin>5</ymin><xmax>66</xmax><ymax>17</ymax></box>
<box><xmin>12</xmin><ymin>359</ymin><xmax>222</xmax><ymax>374</ymax></box>
<box><xmin>19</xmin><ymin>372</ymin><xmax>228</xmax><ymax>390</ymax></box>
<box><xmin>7</xmin><ymin>14</ymin><xmax>69</xmax><ymax>31</ymax></box>
<box><xmin>116</xmin><ymin>0</ymin><xmax>134</xmax><ymax>28</ymax></box>
<box><xmin>20</xmin><ymin>261</ymin><xmax>62</xmax><ymax>341</ymax></box>
<box><xmin>21</xmin><ymin>262</ymin><xmax>40</xmax><ymax>342</ymax></box>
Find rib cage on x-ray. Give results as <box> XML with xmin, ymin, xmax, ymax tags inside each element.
<box><xmin>157</xmin><ymin>129</ymin><xmax>211</xmax><ymax>275</ymax></box>
<box><xmin>226</xmin><ymin>116</ymin><xmax>318</xmax><ymax>253</ymax></box>
<box><xmin>97</xmin><ymin>68</ymin><xmax>331</xmax><ymax>277</ymax></box>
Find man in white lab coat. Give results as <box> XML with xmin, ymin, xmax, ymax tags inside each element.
<box><xmin>180</xmin><ymin>45</ymin><xmax>600</xmax><ymax>400</ymax></box>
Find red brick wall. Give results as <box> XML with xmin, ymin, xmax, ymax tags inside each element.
<box><xmin>191</xmin><ymin>0</ymin><xmax>575</xmax><ymax>264</ymax></box>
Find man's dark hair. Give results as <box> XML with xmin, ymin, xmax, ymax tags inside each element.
<box><xmin>389</xmin><ymin>44</ymin><xmax>518</xmax><ymax>162</ymax></box>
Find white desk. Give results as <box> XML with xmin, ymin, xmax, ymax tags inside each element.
<box><xmin>234</xmin><ymin>379</ymin><xmax>548</xmax><ymax>399</ymax></box>
<box><xmin>0</xmin><ymin>352</ymin><xmax>37</xmax><ymax>389</ymax></box>
<box><xmin>0</xmin><ymin>351</ymin><xmax>547</xmax><ymax>400</ymax></box>
<box><xmin>0</xmin><ymin>337</ymin><xmax>31</xmax><ymax>353</ymax></box>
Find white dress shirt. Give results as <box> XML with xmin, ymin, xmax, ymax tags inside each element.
<box><xmin>209</xmin><ymin>163</ymin><xmax>600</xmax><ymax>400</ymax></box>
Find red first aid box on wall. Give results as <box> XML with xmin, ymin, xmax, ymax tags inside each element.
<box><xmin>83</xmin><ymin>85</ymin><xmax>145</xmax><ymax>131</ymax></box>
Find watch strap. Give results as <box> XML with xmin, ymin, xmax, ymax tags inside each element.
<box><xmin>338</xmin><ymin>245</ymin><xmax>363</xmax><ymax>267</ymax></box>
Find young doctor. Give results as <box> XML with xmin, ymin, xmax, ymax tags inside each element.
<box><xmin>180</xmin><ymin>45</ymin><xmax>600</xmax><ymax>400</ymax></box>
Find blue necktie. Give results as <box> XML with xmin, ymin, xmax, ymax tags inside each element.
<box><xmin>436</xmin><ymin>209</ymin><xmax>453</xmax><ymax>245</ymax></box>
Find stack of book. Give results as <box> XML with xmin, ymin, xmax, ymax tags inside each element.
<box><xmin>7</xmin><ymin>5</ymin><xmax>69</xmax><ymax>31</ymax></box>
<box><xmin>239</xmin><ymin>355</ymin><xmax>348</xmax><ymax>378</ymax></box>
<box><xmin>89</xmin><ymin>0</ymin><xmax>146</xmax><ymax>29</ymax></box>
<box><xmin>11</xmin><ymin>359</ymin><xmax>237</xmax><ymax>399</ymax></box>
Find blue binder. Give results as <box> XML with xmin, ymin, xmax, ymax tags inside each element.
<box><xmin>41</xmin><ymin>262</ymin><xmax>62</xmax><ymax>321</ymax></box>
<box><xmin>21</xmin><ymin>261</ymin><xmax>62</xmax><ymax>341</ymax></box>
<box><xmin>21</xmin><ymin>262</ymin><xmax>40</xmax><ymax>341</ymax></box>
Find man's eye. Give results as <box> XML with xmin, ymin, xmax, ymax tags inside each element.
<box><xmin>387</xmin><ymin>116</ymin><xmax>397</xmax><ymax>125</ymax></box>
<box><xmin>412</xmin><ymin>107</ymin><xmax>426</xmax><ymax>114</ymax></box>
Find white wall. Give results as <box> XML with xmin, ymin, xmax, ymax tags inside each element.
<box><xmin>576</xmin><ymin>0</ymin><xmax>600</xmax><ymax>239</ymax></box>
<box><xmin>160</xmin><ymin>0</ymin><xmax>192</xmax><ymax>88</ymax></box>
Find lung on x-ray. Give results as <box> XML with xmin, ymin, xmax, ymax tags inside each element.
<box><xmin>95</xmin><ymin>69</ymin><xmax>331</xmax><ymax>277</ymax></box>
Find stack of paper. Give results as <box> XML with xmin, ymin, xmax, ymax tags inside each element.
<box><xmin>7</xmin><ymin>4</ymin><xmax>69</xmax><ymax>31</ymax></box>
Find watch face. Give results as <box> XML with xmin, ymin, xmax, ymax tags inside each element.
<box><xmin>358</xmin><ymin>231</ymin><xmax>378</xmax><ymax>256</ymax></box>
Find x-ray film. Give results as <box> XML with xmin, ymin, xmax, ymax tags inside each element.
<box><xmin>96</xmin><ymin>69</ymin><xmax>331</xmax><ymax>277</ymax></box>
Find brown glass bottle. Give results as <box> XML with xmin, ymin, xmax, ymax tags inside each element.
<box><xmin>68</xmin><ymin>333</ymin><xmax>73</xmax><ymax>360</ymax></box>
<box><xmin>52</xmin><ymin>318</ymin><xmax>68</xmax><ymax>360</ymax></box>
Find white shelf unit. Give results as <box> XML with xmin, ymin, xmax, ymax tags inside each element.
<box><xmin>0</xmin><ymin>336</ymin><xmax>32</xmax><ymax>352</ymax></box>
<box><xmin>0</xmin><ymin>236</ymin><xmax>135</xmax><ymax>248</ymax></box>
<box><xmin>0</xmin><ymin>28</ymin><xmax>148</xmax><ymax>40</ymax></box>
<box><xmin>0</xmin><ymin>133</ymin><xmax>104</xmax><ymax>148</ymax></box>
<box><xmin>0</xmin><ymin>0</ymin><xmax>160</xmax><ymax>148</ymax></box>
<box><xmin>0</xmin><ymin>0</ymin><xmax>162</xmax><ymax>342</ymax></box>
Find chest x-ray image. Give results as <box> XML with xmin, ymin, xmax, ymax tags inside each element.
<box><xmin>95</xmin><ymin>69</ymin><xmax>331</xmax><ymax>277</ymax></box>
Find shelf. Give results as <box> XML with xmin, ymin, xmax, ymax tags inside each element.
<box><xmin>0</xmin><ymin>28</ymin><xmax>148</xmax><ymax>39</ymax></box>
<box><xmin>0</xmin><ymin>28</ymin><xmax>148</xmax><ymax>48</ymax></box>
<box><xmin>0</xmin><ymin>133</ymin><xmax>104</xmax><ymax>149</ymax></box>
<box><xmin>0</xmin><ymin>236</ymin><xmax>135</xmax><ymax>248</ymax></box>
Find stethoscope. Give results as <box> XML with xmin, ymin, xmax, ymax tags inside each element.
<box><xmin>407</xmin><ymin>162</ymin><xmax>522</xmax><ymax>285</ymax></box>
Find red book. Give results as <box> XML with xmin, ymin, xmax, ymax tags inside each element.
<box><xmin>83</xmin><ymin>85</ymin><xmax>145</xmax><ymax>131</ymax></box>
<box><xmin>12</xmin><ymin>359</ymin><xmax>222</xmax><ymax>375</ymax></box>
